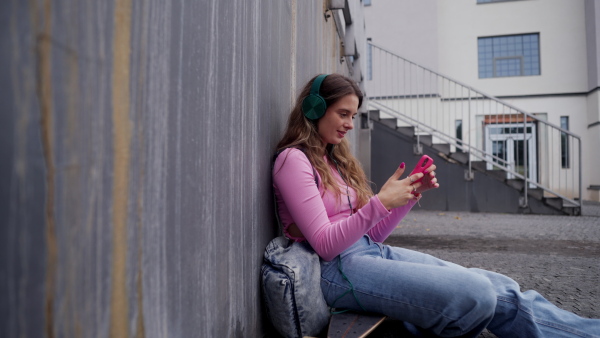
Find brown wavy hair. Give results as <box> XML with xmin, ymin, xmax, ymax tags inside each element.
<box><xmin>276</xmin><ymin>74</ymin><xmax>373</xmax><ymax>208</ymax></box>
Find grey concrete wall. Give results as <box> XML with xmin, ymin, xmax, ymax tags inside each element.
<box><xmin>0</xmin><ymin>0</ymin><xmax>366</xmax><ymax>337</ymax></box>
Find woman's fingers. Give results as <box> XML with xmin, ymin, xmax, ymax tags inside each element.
<box><xmin>409</xmin><ymin>181</ymin><xmax>423</xmax><ymax>191</ymax></box>
<box><xmin>405</xmin><ymin>173</ymin><xmax>424</xmax><ymax>184</ymax></box>
<box><xmin>387</xmin><ymin>162</ymin><xmax>406</xmax><ymax>183</ymax></box>
<box><xmin>394</xmin><ymin>162</ymin><xmax>406</xmax><ymax>179</ymax></box>
<box><xmin>416</xmin><ymin>174</ymin><xmax>440</xmax><ymax>193</ymax></box>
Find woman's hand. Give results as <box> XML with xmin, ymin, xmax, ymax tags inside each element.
<box><xmin>377</xmin><ymin>163</ymin><xmax>424</xmax><ymax>210</ymax></box>
<box><xmin>415</xmin><ymin>164</ymin><xmax>440</xmax><ymax>194</ymax></box>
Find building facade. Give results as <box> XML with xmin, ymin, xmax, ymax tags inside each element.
<box><xmin>365</xmin><ymin>0</ymin><xmax>600</xmax><ymax>203</ymax></box>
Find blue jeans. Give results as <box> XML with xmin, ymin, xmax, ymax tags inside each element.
<box><xmin>320</xmin><ymin>235</ymin><xmax>600</xmax><ymax>338</ymax></box>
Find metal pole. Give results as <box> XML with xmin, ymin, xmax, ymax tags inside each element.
<box><xmin>523</xmin><ymin>111</ymin><xmax>528</xmax><ymax>208</ymax></box>
<box><xmin>578</xmin><ymin>137</ymin><xmax>582</xmax><ymax>209</ymax></box>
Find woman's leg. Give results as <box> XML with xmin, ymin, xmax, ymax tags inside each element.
<box><xmin>473</xmin><ymin>268</ymin><xmax>600</xmax><ymax>338</ymax></box>
<box><xmin>379</xmin><ymin>243</ymin><xmax>600</xmax><ymax>337</ymax></box>
<box><xmin>320</xmin><ymin>237</ymin><xmax>497</xmax><ymax>337</ymax></box>
<box><xmin>321</xmin><ymin>237</ymin><xmax>600</xmax><ymax>338</ymax></box>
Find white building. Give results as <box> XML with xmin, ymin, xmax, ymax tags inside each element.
<box><xmin>364</xmin><ymin>0</ymin><xmax>600</xmax><ymax>204</ymax></box>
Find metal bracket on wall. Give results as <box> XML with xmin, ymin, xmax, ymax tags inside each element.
<box><xmin>464</xmin><ymin>169</ymin><xmax>474</xmax><ymax>181</ymax></box>
<box><xmin>413</xmin><ymin>143</ymin><xmax>423</xmax><ymax>155</ymax></box>
<box><xmin>324</xmin><ymin>9</ymin><xmax>331</xmax><ymax>22</ymax></box>
<box><xmin>519</xmin><ymin>195</ymin><xmax>528</xmax><ymax>208</ymax></box>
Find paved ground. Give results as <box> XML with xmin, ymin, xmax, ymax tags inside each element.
<box><xmin>370</xmin><ymin>201</ymin><xmax>600</xmax><ymax>337</ymax></box>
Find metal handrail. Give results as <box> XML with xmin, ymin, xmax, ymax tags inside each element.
<box><xmin>367</xmin><ymin>42</ymin><xmax>582</xmax><ymax>209</ymax></box>
<box><xmin>370</xmin><ymin>100</ymin><xmax>581</xmax><ymax>206</ymax></box>
<box><xmin>368</xmin><ymin>42</ymin><xmax>580</xmax><ymax>138</ymax></box>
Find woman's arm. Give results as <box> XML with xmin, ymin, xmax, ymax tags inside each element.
<box><xmin>368</xmin><ymin>161</ymin><xmax>439</xmax><ymax>242</ymax></box>
<box><xmin>274</xmin><ymin>149</ymin><xmax>391</xmax><ymax>261</ymax></box>
<box><xmin>366</xmin><ymin>200</ymin><xmax>416</xmax><ymax>243</ymax></box>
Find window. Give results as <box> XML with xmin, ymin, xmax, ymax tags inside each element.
<box><xmin>364</xmin><ymin>0</ymin><xmax>371</xmax><ymax>6</ymax></box>
<box><xmin>560</xmin><ymin>116</ymin><xmax>569</xmax><ymax>168</ymax></box>
<box><xmin>478</xmin><ymin>33</ymin><xmax>540</xmax><ymax>78</ymax></box>
<box><xmin>455</xmin><ymin>120</ymin><xmax>463</xmax><ymax>151</ymax></box>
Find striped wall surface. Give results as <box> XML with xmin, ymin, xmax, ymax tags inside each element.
<box><xmin>0</xmin><ymin>0</ymin><xmax>366</xmax><ymax>337</ymax></box>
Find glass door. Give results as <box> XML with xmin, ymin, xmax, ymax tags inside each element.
<box><xmin>485</xmin><ymin>123</ymin><xmax>537</xmax><ymax>186</ymax></box>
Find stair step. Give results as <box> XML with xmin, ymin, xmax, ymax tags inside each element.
<box><xmin>471</xmin><ymin>161</ymin><xmax>507</xmax><ymax>181</ymax></box>
<box><xmin>487</xmin><ymin>169</ymin><xmax>507</xmax><ymax>181</ymax></box>
<box><xmin>369</xmin><ymin>109</ymin><xmax>381</xmax><ymax>121</ymax></box>
<box><xmin>432</xmin><ymin>143</ymin><xmax>450</xmax><ymax>155</ymax></box>
<box><xmin>506</xmin><ymin>179</ymin><xmax>524</xmax><ymax>191</ymax></box>
<box><xmin>471</xmin><ymin>161</ymin><xmax>486</xmax><ymax>171</ymax></box>
<box><xmin>449</xmin><ymin>151</ymin><xmax>469</xmax><ymax>164</ymax></box>
<box><xmin>527</xmin><ymin>189</ymin><xmax>544</xmax><ymax>201</ymax></box>
<box><xmin>417</xmin><ymin>134</ymin><xmax>433</xmax><ymax>146</ymax></box>
<box><xmin>471</xmin><ymin>161</ymin><xmax>506</xmax><ymax>182</ymax></box>
<box><xmin>544</xmin><ymin>197</ymin><xmax>563</xmax><ymax>209</ymax></box>
<box><xmin>379</xmin><ymin>118</ymin><xmax>398</xmax><ymax>129</ymax></box>
<box><xmin>397</xmin><ymin>126</ymin><xmax>415</xmax><ymax>138</ymax></box>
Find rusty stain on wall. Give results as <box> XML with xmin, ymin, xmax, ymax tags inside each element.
<box><xmin>134</xmin><ymin>3</ymin><xmax>148</xmax><ymax>337</ymax></box>
<box><xmin>110</xmin><ymin>0</ymin><xmax>133</xmax><ymax>337</ymax></box>
<box><xmin>33</xmin><ymin>0</ymin><xmax>57</xmax><ymax>336</ymax></box>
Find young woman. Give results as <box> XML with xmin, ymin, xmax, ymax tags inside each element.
<box><xmin>272</xmin><ymin>73</ymin><xmax>599</xmax><ymax>337</ymax></box>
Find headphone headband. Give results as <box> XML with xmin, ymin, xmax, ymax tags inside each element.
<box><xmin>310</xmin><ymin>74</ymin><xmax>328</xmax><ymax>96</ymax></box>
<box><xmin>302</xmin><ymin>74</ymin><xmax>329</xmax><ymax>120</ymax></box>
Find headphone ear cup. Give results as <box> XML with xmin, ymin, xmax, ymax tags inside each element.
<box><xmin>302</xmin><ymin>94</ymin><xmax>327</xmax><ymax>120</ymax></box>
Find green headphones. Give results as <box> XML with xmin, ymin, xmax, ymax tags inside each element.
<box><xmin>302</xmin><ymin>74</ymin><xmax>329</xmax><ymax>120</ymax></box>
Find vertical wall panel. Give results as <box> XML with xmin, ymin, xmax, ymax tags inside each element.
<box><xmin>0</xmin><ymin>0</ymin><xmax>367</xmax><ymax>337</ymax></box>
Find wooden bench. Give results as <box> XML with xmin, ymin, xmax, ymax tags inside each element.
<box><xmin>323</xmin><ymin>312</ymin><xmax>387</xmax><ymax>338</ymax></box>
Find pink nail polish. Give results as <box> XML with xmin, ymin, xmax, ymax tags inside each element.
<box><xmin>399</xmin><ymin>162</ymin><xmax>405</xmax><ymax>169</ymax></box>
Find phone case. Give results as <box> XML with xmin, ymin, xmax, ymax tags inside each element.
<box><xmin>409</xmin><ymin>155</ymin><xmax>433</xmax><ymax>185</ymax></box>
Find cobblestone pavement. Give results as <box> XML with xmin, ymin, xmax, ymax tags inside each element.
<box><xmin>370</xmin><ymin>204</ymin><xmax>600</xmax><ymax>337</ymax></box>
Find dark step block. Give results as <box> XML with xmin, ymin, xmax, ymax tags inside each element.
<box><xmin>369</xmin><ymin>109</ymin><xmax>381</xmax><ymax>121</ymax></box>
<box><xmin>470</xmin><ymin>161</ymin><xmax>506</xmax><ymax>181</ymax></box>
<box><xmin>449</xmin><ymin>151</ymin><xmax>469</xmax><ymax>164</ymax></box>
<box><xmin>416</xmin><ymin>134</ymin><xmax>433</xmax><ymax>146</ymax></box>
<box><xmin>506</xmin><ymin>179</ymin><xmax>524</xmax><ymax>191</ymax></box>
<box><xmin>544</xmin><ymin>197</ymin><xmax>563</xmax><ymax>209</ymax></box>
<box><xmin>432</xmin><ymin>143</ymin><xmax>450</xmax><ymax>155</ymax></box>
<box><xmin>379</xmin><ymin>118</ymin><xmax>398</xmax><ymax>129</ymax></box>
<box><xmin>471</xmin><ymin>161</ymin><xmax>486</xmax><ymax>172</ymax></box>
<box><xmin>397</xmin><ymin>126</ymin><xmax>415</xmax><ymax>138</ymax></box>
<box><xmin>487</xmin><ymin>169</ymin><xmax>507</xmax><ymax>182</ymax></box>
<box><xmin>527</xmin><ymin>188</ymin><xmax>544</xmax><ymax>201</ymax></box>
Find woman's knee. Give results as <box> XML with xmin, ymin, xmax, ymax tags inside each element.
<box><xmin>449</xmin><ymin>274</ymin><xmax>497</xmax><ymax>335</ymax></box>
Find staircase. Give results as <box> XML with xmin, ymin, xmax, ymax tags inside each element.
<box><xmin>366</xmin><ymin>42</ymin><xmax>582</xmax><ymax>215</ymax></box>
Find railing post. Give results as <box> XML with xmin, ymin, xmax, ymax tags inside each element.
<box><xmin>465</xmin><ymin>90</ymin><xmax>474</xmax><ymax>181</ymax></box>
<box><xmin>579</xmin><ymin>137</ymin><xmax>582</xmax><ymax>210</ymax></box>
<box><xmin>523</xmin><ymin>112</ymin><xmax>528</xmax><ymax>208</ymax></box>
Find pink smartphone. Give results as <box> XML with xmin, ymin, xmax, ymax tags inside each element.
<box><xmin>409</xmin><ymin>155</ymin><xmax>433</xmax><ymax>185</ymax></box>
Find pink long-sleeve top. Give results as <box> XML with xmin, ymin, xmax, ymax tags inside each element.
<box><xmin>273</xmin><ymin>148</ymin><xmax>416</xmax><ymax>261</ymax></box>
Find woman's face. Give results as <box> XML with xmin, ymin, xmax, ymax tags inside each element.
<box><xmin>317</xmin><ymin>94</ymin><xmax>359</xmax><ymax>145</ymax></box>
